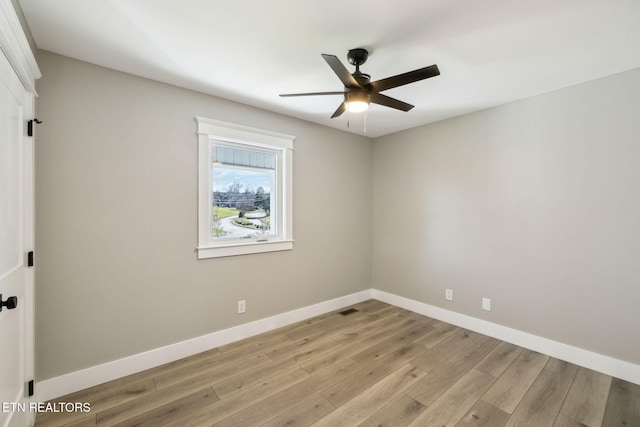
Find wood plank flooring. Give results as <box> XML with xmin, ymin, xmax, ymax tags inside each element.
<box><xmin>35</xmin><ymin>300</ymin><xmax>640</xmax><ymax>426</ymax></box>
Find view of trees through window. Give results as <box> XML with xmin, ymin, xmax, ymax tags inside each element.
<box><xmin>211</xmin><ymin>165</ymin><xmax>275</xmax><ymax>239</ymax></box>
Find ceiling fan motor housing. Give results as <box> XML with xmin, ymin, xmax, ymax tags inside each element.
<box><xmin>352</xmin><ymin>73</ymin><xmax>371</xmax><ymax>87</ymax></box>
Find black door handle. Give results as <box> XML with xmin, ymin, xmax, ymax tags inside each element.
<box><xmin>0</xmin><ymin>294</ymin><xmax>18</xmax><ymax>312</ymax></box>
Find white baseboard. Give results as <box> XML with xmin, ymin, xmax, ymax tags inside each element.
<box><xmin>372</xmin><ymin>289</ymin><xmax>640</xmax><ymax>386</ymax></box>
<box><xmin>36</xmin><ymin>289</ymin><xmax>373</xmax><ymax>402</ymax></box>
<box><xmin>37</xmin><ymin>287</ymin><xmax>640</xmax><ymax>402</ymax></box>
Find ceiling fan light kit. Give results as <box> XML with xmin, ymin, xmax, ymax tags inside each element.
<box><xmin>345</xmin><ymin>91</ymin><xmax>370</xmax><ymax>112</ymax></box>
<box><xmin>280</xmin><ymin>48</ymin><xmax>440</xmax><ymax>118</ymax></box>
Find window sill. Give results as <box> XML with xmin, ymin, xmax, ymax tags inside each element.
<box><xmin>197</xmin><ymin>239</ymin><xmax>294</xmax><ymax>259</ymax></box>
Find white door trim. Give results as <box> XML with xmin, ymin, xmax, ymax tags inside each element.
<box><xmin>0</xmin><ymin>0</ymin><xmax>41</xmax><ymax>92</ymax></box>
<box><xmin>0</xmin><ymin>2</ymin><xmax>40</xmax><ymax>427</ymax></box>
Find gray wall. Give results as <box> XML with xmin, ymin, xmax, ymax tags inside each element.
<box><xmin>35</xmin><ymin>51</ymin><xmax>372</xmax><ymax>380</ymax></box>
<box><xmin>372</xmin><ymin>68</ymin><xmax>640</xmax><ymax>365</ymax></box>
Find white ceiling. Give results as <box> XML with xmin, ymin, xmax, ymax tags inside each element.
<box><xmin>18</xmin><ymin>0</ymin><xmax>640</xmax><ymax>137</ymax></box>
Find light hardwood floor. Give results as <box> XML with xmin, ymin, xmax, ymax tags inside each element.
<box><xmin>35</xmin><ymin>300</ymin><xmax>640</xmax><ymax>426</ymax></box>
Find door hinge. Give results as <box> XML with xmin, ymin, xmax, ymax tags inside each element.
<box><xmin>27</xmin><ymin>380</ymin><xmax>34</xmax><ymax>397</ymax></box>
<box><xmin>27</xmin><ymin>251</ymin><xmax>34</xmax><ymax>267</ymax></box>
<box><xmin>27</xmin><ymin>119</ymin><xmax>42</xmax><ymax>137</ymax></box>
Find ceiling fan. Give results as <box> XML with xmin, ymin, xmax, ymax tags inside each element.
<box><xmin>280</xmin><ymin>48</ymin><xmax>440</xmax><ymax>118</ymax></box>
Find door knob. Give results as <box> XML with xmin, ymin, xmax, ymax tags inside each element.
<box><xmin>0</xmin><ymin>294</ymin><xmax>18</xmax><ymax>312</ymax></box>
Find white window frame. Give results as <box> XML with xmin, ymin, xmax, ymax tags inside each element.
<box><xmin>196</xmin><ymin>116</ymin><xmax>294</xmax><ymax>259</ymax></box>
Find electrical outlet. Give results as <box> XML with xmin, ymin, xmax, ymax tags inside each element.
<box><xmin>482</xmin><ymin>298</ymin><xmax>491</xmax><ymax>311</ymax></box>
<box><xmin>237</xmin><ymin>300</ymin><xmax>246</xmax><ymax>314</ymax></box>
<box><xmin>445</xmin><ymin>288</ymin><xmax>453</xmax><ymax>301</ymax></box>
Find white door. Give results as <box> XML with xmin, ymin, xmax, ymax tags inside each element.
<box><xmin>0</xmin><ymin>43</ymin><xmax>35</xmax><ymax>427</ymax></box>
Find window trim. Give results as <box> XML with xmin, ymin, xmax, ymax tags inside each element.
<box><xmin>196</xmin><ymin>116</ymin><xmax>294</xmax><ymax>259</ymax></box>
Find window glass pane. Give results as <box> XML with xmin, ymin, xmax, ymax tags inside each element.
<box><xmin>211</xmin><ymin>162</ymin><xmax>276</xmax><ymax>240</ymax></box>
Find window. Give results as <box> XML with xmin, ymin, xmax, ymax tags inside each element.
<box><xmin>196</xmin><ymin>117</ymin><xmax>294</xmax><ymax>258</ymax></box>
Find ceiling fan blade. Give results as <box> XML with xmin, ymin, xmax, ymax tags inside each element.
<box><xmin>370</xmin><ymin>92</ymin><xmax>414</xmax><ymax>112</ymax></box>
<box><xmin>280</xmin><ymin>91</ymin><xmax>347</xmax><ymax>97</ymax></box>
<box><xmin>322</xmin><ymin>54</ymin><xmax>360</xmax><ymax>88</ymax></box>
<box><xmin>331</xmin><ymin>102</ymin><xmax>346</xmax><ymax>118</ymax></box>
<box><xmin>369</xmin><ymin>64</ymin><xmax>440</xmax><ymax>92</ymax></box>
